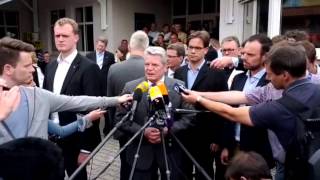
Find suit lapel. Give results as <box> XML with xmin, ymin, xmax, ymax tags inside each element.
<box><xmin>60</xmin><ymin>54</ymin><xmax>81</xmax><ymax>94</ymax></box>
<box><xmin>235</xmin><ymin>73</ymin><xmax>248</xmax><ymax>90</ymax></box>
<box><xmin>191</xmin><ymin>64</ymin><xmax>208</xmax><ymax>90</ymax></box>
<box><xmin>234</xmin><ymin>72</ymin><xmax>267</xmax><ymax>91</ymax></box>
<box><xmin>102</xmin><ymin>51</ymin><xmax>109</xmax><ymax>68</ymax></box>
<box><xmin>180</xmin><ymin>66</ymin><xmax>189</xmax><ymax>88</ymax></box>
<box><xmin>93</xmin><ymin>52</ymin><xmax>97</xmax><ymax>64</ymax></box>
<box><xmin>257</xmin><ymin>73</ymin><xmax>268</xmax><ymax>87</ymax></box>
<box><xmin>164</xmin><ymin>77</ymin><xmax>178</xmax><ymax>106</ymax></box>
<box><xmin>46</xmin><ymin>61</ymin><xmax>58</xmax><ymax>91</ymax></box>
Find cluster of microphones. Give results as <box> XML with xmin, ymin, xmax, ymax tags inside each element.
<box><xmin>128</xmin><ymin>81</ymin><xmax>208</xmax><ymax>129</ymax></box>
<box><xmin>129</xmin><ymin>81</ymin><xmax>173</xmax><ymax>129</ymax></box>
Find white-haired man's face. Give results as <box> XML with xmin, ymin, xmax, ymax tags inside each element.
<box><xmin>144</xmin><ymin>54</ymin><xmax>167</xmax><ymax>83</ymax></box>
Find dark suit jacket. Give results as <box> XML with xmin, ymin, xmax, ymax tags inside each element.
<box><xmin>225</xmin><ymin>71</ymin><xmax>274</xmax><ymax>167</ymax></box>
<box><xmin>174</xmin><ymin>63</ymin><xmax>228</xmax><ymax>145</ymax></box>
<box><xmin>204</xmin><ymin>46</ymin><xmax>218</xmax><ymax>62</ymax></box>
<box><xmin>43</xmin><ymin>53</ymin><xmax>102</xmax><ymax>151</ymax></box>
<box><xmin>86</xmin><ymin>50</ymin><xmax>115</xmax><ymax>95</ymax></box>
<box><xmin>33</xmin><ymin>66</ymin><xmax>40</xmax><ymax>87</ymax></box>
<box><xmin>115</xmin><ymin>77</ymin><xmax>195</xmax><ymax>170</ymax></box>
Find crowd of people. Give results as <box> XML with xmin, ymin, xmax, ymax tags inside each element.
<box><xmin>0</xmin><ymin>17</ymin><xmax>320</xmax><ymax>180</ymax></box>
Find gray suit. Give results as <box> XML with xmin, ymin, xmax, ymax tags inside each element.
<box><xmin>115</xmin><ymin>77</ymin><xmax>195</xmax><ymax>180</ymax></box>
<box><xmin>107</xmin><ymin>55</ymin><xmax>145</xmax><ymax>98</ymax></box>
<box><xmin>106</xmin><ymin>55</ymin><xmax>145</xmax><ymax>180</ymax></box>
<box><xmin>106</xmin><ymin>55</ymin><xmax>145</xmax><ymax>131</ymax></box>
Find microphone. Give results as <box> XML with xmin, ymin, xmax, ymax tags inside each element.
<box><xmin>156</xmin><ymin>82</ymin><xmax>172</xmax><ymax>121</ymax></box>
<box><xmin>149</xmin><ymin>86</ymin><xmax>165</xmax><ymax>108</ymax></box>
<box><xmin>173</xmin><ymin>83</ymin><xmax>188</xmax><ymax>95</ymax></box>
<box><xmin>157</xmin><ymin>82</ymin><xmax>169</xmax><ymax>105</ymax></box>
<box><xmin>129</xmin><ymin>81</ymin><xmax>149</xmax><ymax>122</ymax></box>
<box><xmin>129</xmin><ymin>89</ymin><xmax>143</xmax><ymax>122</ymax></box>
<box><xmin>135</xmin><ymin>81</ymin><xmax>149</xmax><ymax>93</ymax></box>
<box><xmin>148</xmin><ymin>86</ymin><xmax>168</xmax><ymax>128</ymax></box>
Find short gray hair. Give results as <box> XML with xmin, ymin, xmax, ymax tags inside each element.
<box><xmin>129</xmin><ymin>30</ymin><xmax>149</xmax><ymax>51</ymax></box>
<box><xmin>96</xmin><ymin>36</ymin><xmax>108</xmax><ymax>46</ymax></box>
<box><xmin>144</xmin><ymin>46</ymin><xmax>167</xmax><ymax>65</ymax></box>
<box><xmin>221</xmin><ymin>36</ymin><xmax>240</xmax><ymax>47</ymax></box>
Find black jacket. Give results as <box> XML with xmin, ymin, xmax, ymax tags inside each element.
<box><xmin>174</xmin><ymin>63</ymin><xmax>228</xmax><ymax>144</ymax></box>
<box><xmin>86</xmin><ymin>50</ymin><xmax>115</xmax><ymax>95</ymax></box>
<box><xmin>43</xmin><ymin>53</ymin><xmax>102</xmax><ymax>151</ymax></box>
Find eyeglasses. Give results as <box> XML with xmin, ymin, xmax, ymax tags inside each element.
<box><xmin>221</xmin><ymin>49</ymin><xmax>236</xmax><ymax>53</ymax></box>
<box><xmin>188</xmin><ymin>46</ymin><xmax>204</xmax><ymax>52</ymax></box>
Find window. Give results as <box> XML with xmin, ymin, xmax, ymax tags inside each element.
<box><xmin>0</xmin><ymin>11</ymin><xmax>19</xmax><ymax>38</ymax></box>
<box><xmin>172</xmin><ymin>0</ymin><xmax>220</xmax><ymax>38</ymax></box>
<box><xmin>173</xmin><ymin>0</ymin><xmax>186</xmax><ymax>16</ymax></box>
<box><xmin>50</xmin><ymin>9</ymin><xmax>65</xmax><ymax>51</ymax></box>
<box><xmin>203</xmin><ymin>0</ymin><xmax>218</xmax><ymax>13</ymax></box>
<box><xmin>257</xmin><ymin>0</ymin><xmax>268</xmax><ymax>34</ymax></box>
<box><xmin>188</xmin><ymin>0</ymin><xmax>202</xmax><ymax>15</ymax></box>
<box><xmin>76</xmin><ymin>6</ymin><xmax>94</xmax><ymax>52</ymax></box>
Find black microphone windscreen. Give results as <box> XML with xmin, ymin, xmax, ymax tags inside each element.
<box><xmin>133</xmin><ymin>88</ymin><xmax>143</xmax><ymax>102</ymax></box>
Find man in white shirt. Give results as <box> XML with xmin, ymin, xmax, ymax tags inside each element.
<box><xmin>43</xmin><ymin>17</ymin><xmax>102</xmax><ymax>180</ymax></box>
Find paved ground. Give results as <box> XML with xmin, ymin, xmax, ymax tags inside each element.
<box><xmin>77</xmin><ymin>120</ymin><xmax>277</xmax><ymax>180</ymax></box>
<box><xmin>86</xmin><ymin>138</ymin><xmax>121</xmax><ymax>180</ymax></box>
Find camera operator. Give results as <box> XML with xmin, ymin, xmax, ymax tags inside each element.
<box><xmin>114</xmin><ymin>46</ymin><xmax>195</xmax><ymax>180</ymax></box>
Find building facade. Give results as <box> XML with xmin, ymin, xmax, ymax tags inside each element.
<box><xmin>0</xmin><ymin>0</ymin><xmax>319</xmax><ymax>54</ymax></box>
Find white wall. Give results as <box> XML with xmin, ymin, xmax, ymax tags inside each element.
<box><xmin>219</xmin><ymin>0</ymin><xmax>245</xmax><ymax>43</ymax></box>
<box><xmin>110</xmin><ymin>0</ymin><xmax>170</xmax><ymax>52</ymax></box>
<box><xmin>38</xmin><ymin>0</ymin><xmax>171</xmax><ymax>54</ymax></box>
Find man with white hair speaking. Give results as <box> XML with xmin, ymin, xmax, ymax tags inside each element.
<box><xmin>115</xmin><ymin>46</ymin><xmax>195</xmax><ymax>180</ymax></box>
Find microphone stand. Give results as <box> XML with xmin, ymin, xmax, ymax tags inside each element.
<box><xmin>128</xmin><ymin>114</ymin><xmax>156</xmax><ymax>180</ymax></box>
<box><xmin>128</xmin><ymin>132</ymin><xmax>145</xmax><ymax>180</ymax></box>
<box><xmin>68</xmin><ymin>111</ymin><xmax>132</xmax><ymax>180</ymax></box>
<box><xmin>91</xmin><ymin>115</ymin><xmax>155</xmax><ymax>180</ymax></box>
<box><xmin>128</xmin><ymin>111</ymin><xmax>171</xmax><ymax>180</ymax></box>
<box><xmin>169</xmin><ymin>131</ymin><xmax>212</xmax><ymax>180</ymax></box>
<box><xmin>160</xmin><ymin>127</ymin><xmax>171</xmax><ymax>180</ymax></box>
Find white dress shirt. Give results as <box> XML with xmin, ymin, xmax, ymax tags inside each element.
<box><xmin>96</xmin><ymin>51</ymin><xmax>104</xmax><ymax>69</ymax></box>
<box><xmin>51</xmin><ymin>49</ymin><xmax>78</xmax><ymax>124</ymax></box>
<box><xmin>167</xmin><ymin>68</ymin><xmax>175</xmax><ymax>78</ymax></box>
<box><xmin>35</xmin><ymin>65</ymin><xmax>44</xmax><ymax>88</ymax></box>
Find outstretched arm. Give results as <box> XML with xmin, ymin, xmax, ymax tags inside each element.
<box><xmin>191</xmin><ymin>90</ymin><xmax>249</xmax><ymax>105</ymax></box>
<box><xmin>181</xmin><ymin>91</ymin><xmax>253</xmax><ymax>126</ymax></box>
<box><xmin>48</xmin><ymin>109</ymin><xmax>106</xmax><ymax>138</ymax></box>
